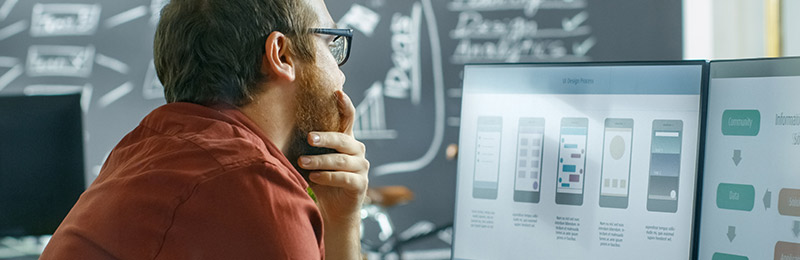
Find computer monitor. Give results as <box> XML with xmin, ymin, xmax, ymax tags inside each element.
<box><xmin>696</xmin><ymin>57</ymin><xmax>800</xmax><ymax>259</ymax></box>
<box><xmin>453</xmin><ymin>61</ymin><xmax>707</xmax><ymax>259</ymax></box>
<box><xmin>0</xmin><ymin>94</ymin><xmax>85</xmax><ymax>237</ymax></box>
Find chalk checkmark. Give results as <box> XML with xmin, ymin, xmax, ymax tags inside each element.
<box><xmin>573</xmin><ymin>37</ymin><xmax>596</xmax><ymax>57</ymax></box>
<box><xmin>562</xmin><ymin>11</ymin><xmax>588</xmax><ymax>32</ymax></box>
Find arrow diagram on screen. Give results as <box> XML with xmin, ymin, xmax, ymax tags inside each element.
<box><xmin>732</xmin><ymin>149</ymin><xmax>742</xmax><ymax>166</ymax></box>
<box><xmin>764</xmin><ymin>189</ymin><xmax>772</xmax><ymax>210</ymax></box>
<box><xmin>793</xmin><ymin>221</ymin><xmax>800</xmax><ymax>238</ymax></box>
<box><xmin>726</xmin><ymin>226</ymin><xmax>736</xmax><ymax>242</ymax></box>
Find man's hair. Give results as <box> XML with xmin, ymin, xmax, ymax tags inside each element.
<box><xmin>154</xmin><ymin>0</ymin><xmax>317</xmax><ymax>106</ymax></box>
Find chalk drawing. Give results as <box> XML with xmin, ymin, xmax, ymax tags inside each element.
<box><xmin>95</xmin><ymin>53</ymin><xmax>130</xmax><ymax>74</ymax></box>
<box><xmin>0</xmin><ymin>20</ymin><xmax>26</xmax><ymax>41</ymax></box>
<box><xmin>104</xmin><ymin>5</ymin><xmax>147</xmax><ymax>29</ymax></box>
<box><xmin>338</xmin><ymin>4</ymin><xmax>380</xmax><ymax>37</ymax></box>
<box><xmin>30</xmin><ymin>3</ymin><xmax>101</xmax><ymax>37</ymax></box>
<box><xmin>0</xmin><ymin>0</ymin><xmax>18</xmax><ymax>21</ymax></box>
<box><xmin>373</xmin><ymin>0</ymin><xmax>445</xmax><ymax>176</ymax></box>
<box><xmin>23</xmin><ymin>84</ymin><xmax>83</xmax><ymax>96</ymax></box>
<box><xmin>383</xmin><ymin>3</ymin><xmax>422</xmax><ymax>105</ymax></box>
<box><xmin>354</xmin><ymin>82</ymin><xmax>397</xmax><ymax>140</ymax></box>
<box><xmin>448</xmin><ymin>0</ymin><xmax>586</xmax><ymax>13</ymax></box>
<box><xmin>142</xmin><ymin>60</ymin><xmax>164</xmax><ymax>100</ymax></box>
<box><xmin>26</xmin><ymin>45</ymin><xmax>95</xmax><ymax>77</ymax></box>
<box><xmin>0</xmin><ymin>56</ymin><xmax>17</xmax><ymax>67</ymax></box>
<box><xmin>98</xmin><ymin>81</ymin><xmax>133</xmax><ymax>108</ymax></box>
<box><xmin>573</xmin><ymin>36</ymin><xmax>596</xmax><ymax>57</ymax></box>
<box><xmin>562</xmin><ymin>11</ymin><xmax>588</xmax><ymax>32</ymax></box>
<box><xmin>0</xmin><ymin>64</ymin><xmax>22</xmax><ymax>92</ymax></box>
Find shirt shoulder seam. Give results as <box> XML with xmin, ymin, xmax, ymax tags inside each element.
<box><xmin>150</xmin><ymin>160</ymin><xmax>285</xmax><ymax>259</ymax></box>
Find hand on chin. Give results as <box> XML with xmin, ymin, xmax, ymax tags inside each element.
<box><xmin>297</xmin><ymin>90</ymin><xmax>369</xmax><ymax>223</ymax></box>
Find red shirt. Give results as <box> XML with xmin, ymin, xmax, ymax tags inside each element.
<box><xmin>41</xmin><ymin>102</ymin><xmax>324</xmax><ymax>259</ymax></box>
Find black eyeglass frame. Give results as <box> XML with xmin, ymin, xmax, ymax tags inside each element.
<box><xmin>310</xmin><ymin>28</ymin><xmax>353</xmax><ymax>66</ymax></box>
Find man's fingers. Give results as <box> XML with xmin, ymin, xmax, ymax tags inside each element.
<box><xmin>299</xmin><ymin>153</ymin><xmax>369</xmax><ymax>172</ymax></box>
<box><xmin>308</xmin><ymin>131</ymin><xmax>365</xmax><ymax>155</ymax></box>
<box><xmin>309</xmin><ymin>171</ymin><xmax>368</xmax><ymax>192</ymax></box>
<box><xmin>336</xmin><ymin>90</ymin><xmax>356</xmax><ymax>136</ymax></box>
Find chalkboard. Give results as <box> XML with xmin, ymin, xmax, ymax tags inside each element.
<box><xmin>327</xmin><ymin>0</ymin><xmax>681</xmax><ymax>254</ymax></box>
<box><xmin>0</xmin><ymin>0</ymin><xmax>681</xmax><ymax>254</ymax></box>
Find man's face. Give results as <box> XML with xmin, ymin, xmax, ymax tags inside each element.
<box><xmin>286</xmin><ymin>0</ymin><xmax>347</xmax><ymax>179</ymax></box>
<box><xmin>295</xmin><ymin>0</ymin><xmax>346</xmax><ymax>134</ymax></box>
<box><xmin>305</xmin><ymin>0</ymin><xmax>346</xmax><ymax>91</ymax></box>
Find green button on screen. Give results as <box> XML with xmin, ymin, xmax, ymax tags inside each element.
<box><xmin>721</xmin><ymin>110</ymin><xmax>760</xmax><ymax>136</ymax></box>
<box><xmin>712</xmin><ymin>252</ymin><xmax>748</xmax><ymax>260</ymax></box>
<box><xmin>716</xmin><ymin>183</ymin><xmax>755</xmax><ymax>211</ymax></box>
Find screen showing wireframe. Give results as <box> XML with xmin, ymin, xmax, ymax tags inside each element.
<box><xmin>453</xmin><ymin>62</ymin><xmax>704</xmax><ymax>259</ymax></box>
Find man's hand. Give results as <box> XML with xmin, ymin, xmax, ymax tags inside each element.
<box><xmin>298</xmin><ymin>90</ymin><xmax>368</xmax><ymax>259</ymax></box>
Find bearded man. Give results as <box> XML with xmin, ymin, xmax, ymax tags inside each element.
<box><xmin>40</xmin><ymin>0</ymin><xmax>367</xmax><ymax>259</ymax></box>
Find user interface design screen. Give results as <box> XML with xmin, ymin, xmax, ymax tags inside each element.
<box><xmin>453</xmin><ymin>63</ymin><xmax>704</xmax><ymax>259</ymax></box>
<box><xmin>697</xmin><ymin>58</ymin><xmax>800</xmax><ymax>260</ymax></box>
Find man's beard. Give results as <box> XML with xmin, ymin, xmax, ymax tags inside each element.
<box><xmin>285</xmin><ymin>65</ymin><xmax>342</xmax><ymax>183</ymax></box>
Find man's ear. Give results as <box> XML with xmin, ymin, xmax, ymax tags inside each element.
<box><xmin>262</xmin><ymin>31</ymin><xmax>296</xmax><ymax>82</ymax></box>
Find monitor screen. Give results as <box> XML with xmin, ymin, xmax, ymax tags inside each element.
<box><xmin>0</xmin><ymin>94</ymin><xmax>85</xmax><ymax>237</ymax></box>
<box><xmin>453</xmin><ymin>62</ymin><xmax>706</xmax><ymax>259</ymax></box>
<box><xmin>697</xmin><ymin>57</ymin><xmax>800</xmax><ymax>259</ymax></box>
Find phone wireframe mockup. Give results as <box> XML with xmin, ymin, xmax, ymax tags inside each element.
<box><xmin>646</xmin><ymin>120</ymin><xmax>683</xmax><ymax>213</ymax></box>
<box><xmin>513</xmin><ymin>118</ymin><xmax>545</xmax><ymax>203</ymax></box>
<box><xmin>598</xmin><ymin>118</ymin><xmax>634</xmax><ymax>208</ymax></box>
<box><xmin>555</xmin><ymin>117</ymin><xmax>588</xmax><ymax>205</ymax></box>
<box><xmin>472</xmin><ymin>116</ymin><xmax>502</xmax><ymax>200</ymax></box>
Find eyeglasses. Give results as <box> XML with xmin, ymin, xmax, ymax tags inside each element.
<box><xmin>310</xmin><ymin>28</ymin><xmax>353</xmax><ymax>66</ymax></box>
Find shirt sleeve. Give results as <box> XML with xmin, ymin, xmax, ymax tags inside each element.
<box><xmin>154</xmin><ymin>162</ymin><xmax>324</xmax><ymax>259</ymax></box>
